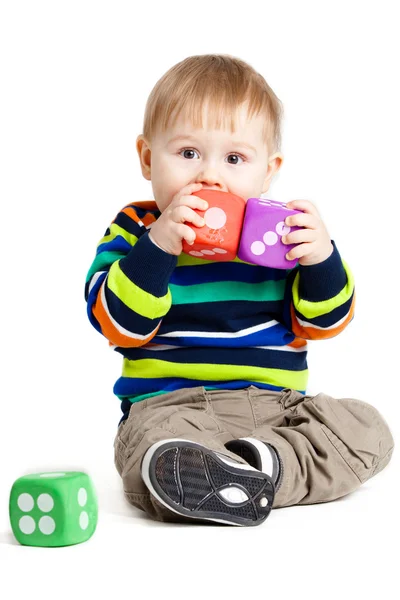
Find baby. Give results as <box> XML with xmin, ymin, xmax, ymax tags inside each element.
<box><xmin>85</xmin><ymin>54</ymin><xmax>394</xmax><ymax>526</ymax></box>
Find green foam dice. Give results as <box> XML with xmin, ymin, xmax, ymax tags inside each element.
<box><xmin>9</xmin><ymin>471</ymin><xmax>98</xmax><ymax>547</ymax></box>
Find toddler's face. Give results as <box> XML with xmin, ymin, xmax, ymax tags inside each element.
<box><xmin>137</xmin><ymin>102</ymin><xmax>283</xmax><ymax>212</ymax></box>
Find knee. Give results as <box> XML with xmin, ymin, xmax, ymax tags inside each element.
<box><xmin>338</xmin><ymin>398</ymin><xmax>395</xmax><ymax>478</ymax></box>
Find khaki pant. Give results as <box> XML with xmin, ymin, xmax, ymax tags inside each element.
<box><xmin>113</xmin><ymin>386</ymin><xmax>395</xmax><ymax>523</ymax></box>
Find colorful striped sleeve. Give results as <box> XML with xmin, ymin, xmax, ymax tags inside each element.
<box><xmin>283</xmin><ymin>240</ymin><xmax>355</xmax><ymax>340</ymax></box>
<box><xmin>85</xmin><ymin>203</ymin><xmax>177</xmax><ymax>347</ymax></box>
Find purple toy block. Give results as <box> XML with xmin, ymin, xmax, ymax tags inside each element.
<box><xmin>237</xmin><ymin>198</ymin><xmax>303</xmax><ymax>269</ymax></box>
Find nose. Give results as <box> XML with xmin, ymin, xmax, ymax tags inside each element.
<box><xmin>195</xmin><ymin>163</ymin><xmax>224</xmax><ymax>190</ymax></box>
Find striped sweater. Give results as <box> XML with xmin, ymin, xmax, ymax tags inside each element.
<box><xmin>85</xmin><ymin>201</ymin><xmax>355</xmax><ymax>425</ymax></box>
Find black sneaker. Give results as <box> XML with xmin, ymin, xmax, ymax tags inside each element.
<box><xmin>141</xmin><ymin>438</ymin><xmax>275</xmax><ymax>526</ymax></box>
<box><xmin>225</xmin><ymin>437</ymin><xmax>283</xmax><ymax>490</ymax></box>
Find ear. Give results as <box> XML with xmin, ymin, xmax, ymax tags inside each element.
<box><xmin>136</xmin><ymin>135</ymin><xmax>152</xmax><ymax>180</ymax></box>
<box><xmin>262</xmin><ymin>153</ymin><xmax>284</xmax><ymax>193</ymax></box>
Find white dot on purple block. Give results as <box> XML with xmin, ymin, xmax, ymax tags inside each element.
<box><xmin>263</xmin><ymin>231</ymin><xmax>278</xmax><ymax>246</ymax></box>
<box><xmin>204</xmin><ymin>207</ymin><xmax>227</xmax><ymax>230</ymax></box>
<box><xmin>276</xmin><ymin>221</ymin><xmax>290</xmax><ymax>236</ymax></box>
<box><xmin>250</xmin><ymin>241</ymin><xmax>265</xmax><ymax>256</ymax></box>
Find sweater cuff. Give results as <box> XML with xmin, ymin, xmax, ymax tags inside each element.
<box><xmin>119</xmin><ymin>230</ymin><xmax>178</xmax><ymax>297</ymax></box>
<box><xmin>298</xmin><ymin>240</ymin><xmax>347</xmax><ymax>302</ymax></box>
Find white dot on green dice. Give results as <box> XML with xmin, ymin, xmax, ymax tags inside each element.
<box><xmin>38</xmin><ymin>493</ymin><xmax>54</xmax><ymax>512</ymax></box>
<box><xmin>18</xmin><ymin>493</ymin><xmax>34</xmax><ymax>512</ymax></box>
<box><xmin>80</xmin><ymin>511</ymin><xmax>89</xmax><ymax>530</ymax></box>
<box><xmin>78</xmin><ymin>488</ymin><xmax>87</xmax><ymax>506</ymax></box>
<box><xmin>19</xmin><ymin>516</ymin><xmax>35</xmax><ymax>534</ymax></box>
<box><xmin>39</xmin><ymin>516</ymin><xmax>56</xmax><ymax>535</ymax></box>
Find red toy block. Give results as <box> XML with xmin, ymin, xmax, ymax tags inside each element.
<box><xmin>182</xmin><ymin>189</ymin><xmax>246</xmax><ymax>261</ymax></box>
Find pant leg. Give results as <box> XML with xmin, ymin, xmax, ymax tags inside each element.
<box><xmin>248</xmin><ymin>388</ymin><xmax>395</xmax><ymax>508</ymax></box>
<box><xmin>113</xmin><ymin>386</ymin><xmax>251</xmax><ymax>522</ymax></box>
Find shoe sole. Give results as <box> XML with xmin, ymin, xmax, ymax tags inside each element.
<box><xmin>141</xmin><ymin>439</ymin><xmax>275</xmax><ymax>526</ymax></box>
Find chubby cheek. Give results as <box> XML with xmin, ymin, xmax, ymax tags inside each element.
<box><xmin>229</xmin><ymin>188</ymin><xmax>255</xmax><ymax>203</ymax></box>
<box><xmin>225</xmin><ymin>174</ymin><xmax>265</xmax><ymax>203</ymax></box>
<box><xmin>152</xmin><ymin>183</ymin><xmax>173</xmax><ymax>213</ymax></box>
<box><xmin>236</xmin><ymin>189</ymin><xmax>252</xmax><ymax>202</ymax></box>
<box><xmin>152</xmin><ymin>159</ymin><xmax>193</xmax><ymax>210</ymax></box>
<box><xmin>152</xmin><ymin>178</ymin><xmax>185</xmax><ymax>213</ymax></box>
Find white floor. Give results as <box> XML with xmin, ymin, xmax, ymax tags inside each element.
<box><xmin>1</xmin><ymin>453</ymin><xmax>398</xmax><ymax>600</ymax></box>
<box><xmin>1</xmin><ymin>339</ymin><xmax>398</xmax><ymax>599</ymax></box>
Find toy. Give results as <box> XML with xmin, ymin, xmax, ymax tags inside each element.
<box><xmin>238</xmin><ymin>198</ymin><xmax>302</xmax><ymax>269</ymax></box>
<box><xmin>9</xmin><ymin>471</ymin><xmax>98</xmax><ymax>547</ymax></box>
<box><xmin>183</xmin><ymin>191</ymin><xmax>303</xmax><ymax>268</ymax></box>
<box><xmin>181</xmin><ymin>189</ymin><xmax>246</xmax><ymax>261</ymax></box>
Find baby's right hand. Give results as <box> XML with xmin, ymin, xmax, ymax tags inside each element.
<box><xmin>149</xmin><ymin>183</ymin><xmax>209</xmax><ymax>255</ymax></box>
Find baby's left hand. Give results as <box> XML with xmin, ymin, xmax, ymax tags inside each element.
<box><xmin>282</xmin><ymin>200</ymin><xmax>333</xmax><ymax>266</ymax></box>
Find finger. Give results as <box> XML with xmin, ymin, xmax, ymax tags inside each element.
<box><xmin>285</xmin><ymin>213</ymin><xmax>319</xmax><ymax>229</ymax></box>
<box><xmin>174</xmin><ymin>183</ymin><xmax>204</xmax><ymax>204</ymax></box>
<box><xmin>175</xmin><ymin>222</ymin><xmax>197</xmax><ymax>245</ymax></box>
<box><xmin>182</xmin><ymin>182</ymin><xmax>204</xmax><ymax>194</ymax></box>
<box><xmin>171</xmin><ymin>205</ymin><xmax>205</xmax><ymax>228</ymax></box>
<box><xmin>286</xmin><ymin>200</ymin><xmax>319</xmax><ymax>216</ymax></box>
<box><xmin>175</xmin><ymin>194</ymin><xmax>209</xmax><ymax>211</ymax></box>
<box><xmin>282</xmin><ymin>228</ymin><xmax>317</xmax><ymax>245</ymax></box>
<box><xmin>286</xmin><ymin>241</ymin><xmax>316</xmax><ymax>261</ymax></box>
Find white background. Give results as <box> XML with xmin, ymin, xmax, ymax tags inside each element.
<box><xmin>0</xmin><ymin>1</ymin><xmax>398</xmax><ymax>598</ymax></box>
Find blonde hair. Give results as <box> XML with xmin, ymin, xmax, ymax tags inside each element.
<box><xmin>141</xmin><ymin>54</ymin><xmax>284</xmax><ymax>154</ymax></box>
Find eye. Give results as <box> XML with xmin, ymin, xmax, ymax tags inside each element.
<box><xmin>226</xmin><ymin>154</ymin><xmax>244</xmax><ymax>165</ymax></box>
<box><xmin>179</xmin><ymin>148</ymin><xmax>199</xmax><ymax>159</ymax></box>
<box><xmin>179</xmin><ymin>148</ymin><xmax>245</xmax><ymax>164</ymax></box>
